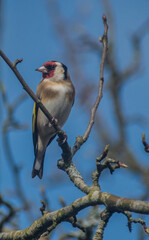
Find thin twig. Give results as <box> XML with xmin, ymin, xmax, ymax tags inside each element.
<box><xmin>92</xmin><ymin>145</ymin><xmax>109</xmax><ymax>187</ymax></box>
<box><xmin>40</xmin><ymin>201</ymin><xmax>47</xmax><ymax>216</ymax></box>
<box><xmin>92</xmin><ymin>148</ymin><xmax>128</xmax><ymax>187</ymax></box>
<box><xmin>71</xmin><ymin>14</ymin><xmax>108</xmax><ymax>156</ymax></box>
<box><xmin>40</xmin><ymin>186</ymin><xmax>50</xmax><ymax>211</ymax></box>
<box><xmin>142</xmin><ymin>134</ymin><xmax>149</xmax><ymax>153</ymax></box>
<box><xmin>123</xmin><ymin>211</ymin><xmax>149</xmax><ymax>234</ymax></box>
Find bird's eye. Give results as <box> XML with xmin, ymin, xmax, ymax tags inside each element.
<box><xmin>45</xmin><ymin>65</ymin><xmax>56</xmax><ymax>71</ymax></box>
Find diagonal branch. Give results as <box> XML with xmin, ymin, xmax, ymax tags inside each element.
<box><xmin>0</xmin><ymin>49</ymin><xmax>72</xmax><ymax>163</ymax></box>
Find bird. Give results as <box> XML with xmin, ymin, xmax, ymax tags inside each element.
<box><xmin>32</xmin><ymin>61</ymin><xmax>75</xmax><ymax>179</ymax></box>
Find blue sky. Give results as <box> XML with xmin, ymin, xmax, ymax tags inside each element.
<box><xmin>1</xmin><ymin>0</ymin><xmax>149</xmax><ymax>239</ymax></box>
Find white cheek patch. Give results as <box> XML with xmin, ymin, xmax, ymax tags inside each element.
<box><xmin>53</xmin><ymin>66</ymin><xmax>64</xmax><ymax>81</ymax></box>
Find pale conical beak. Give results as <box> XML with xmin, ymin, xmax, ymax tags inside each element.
<box><xmin>35</xmin><ymin>66</ymin><xmax>48</xmax><ymax>73</ymax></box>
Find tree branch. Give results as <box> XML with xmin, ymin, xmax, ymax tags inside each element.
<box><xmin>57</xmin><ymin>14</ymin><xmax>108</xmax><ymax>193</ymax></box>
<box><xmin>71</xmin><ymin>14</ymin><xmax>108</xmax><ymax>156</ymax></box>
<box><xmin>93</xmin><ymin>209</ymin><xmax>113</xmax><ymax>240</ymax></box>
<box><xmin>0</xmin><ymin>49</ymin><xmax>72</xmax><ymax>162</ymax></box>
<box><xmin>142</xmin><ymin>134</ymin><xmax>149</xmax><ymax>153</ymax></box>
<box><xmin>1</xmin><ymin>190</ymin><xmax>149</xmax><ymax>239</ymax></box>
<box><xmin>123</xmin><ymin>211</ymin><xmax>149</xmax><ymax>233</ymax></box>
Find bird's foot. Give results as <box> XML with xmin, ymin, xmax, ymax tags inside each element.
<box><xmin>46</xmin><ymin>117</ymin><xmax>58</xmax><ymax>128</ymax></box>
<box><xmin>57</xmin><ymin>132</ymin><xmax>67</xmax><ymax>145</ymax></box>
<box><xmin>51</xmin><ymin>116</ymin><xmax>58</xmax><ymax>125</ymax></box>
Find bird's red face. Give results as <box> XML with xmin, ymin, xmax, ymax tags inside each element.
<box><xmin>36</xmin><ymin>61</ymin><xmax>57</xmax><ymax>79</ymax></box>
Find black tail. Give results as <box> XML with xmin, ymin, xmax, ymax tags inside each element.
<box><xmin>32</xmin><ymin>153</ymin><xmax>45</xmax><ymax>179</ymax></box>
<box><xmin>32</xmin><ymin>164</ymin><xmax>43</xmax><ymax>179</ymax></box>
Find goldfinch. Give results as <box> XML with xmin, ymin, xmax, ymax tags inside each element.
<box><xmin>32</xmin><ymin>61</ymin><xmax>75</xmax><ymax>179</ymax></box>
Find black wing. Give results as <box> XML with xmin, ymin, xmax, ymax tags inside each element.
<box><xmin>32</xmin><ymin>102</ymin><xmax>38</xmax><ymax>155</ymax></box>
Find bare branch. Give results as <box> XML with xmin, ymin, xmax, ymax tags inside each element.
<box><xmin>57</xmin><ymin>15</ymin><xmax>109</xmax><ymax>193</ymax></box>
<box><xmin>1</xmin><ymin>190</ymin><xmax>149</xmax><ymax>239</ymax></box>
<box><xmin>12</xmin><ymin>58</ymin><xmax>23</xmax><ymax>67</ymax></box>
<box><xmin>71</xmin><ymin>14</ymin><xmax>108</xmax><ymax>156</ymax></box>
<box><xmin>92</xmin><ymin>146</ymin><xmax>128</xmax><ymax>187</ymax></box>
<box><xmin>93</xmin><ymin>209</ymin><xmax>113</xmax><ymax>240</ymax></box>
<box><xmin>142</xmin><ymin>134</ymin><xmax>149</xmax><ymax>153</ymax></box>
<box><xmin>92</xmin><ymin>145</ymin><xmax>109</xmax><ymax>188</ymax></box>
<box><xmin>123</xmin><ymin>211</ymin><xmax>149</xmax><ymax>234</ymax></box>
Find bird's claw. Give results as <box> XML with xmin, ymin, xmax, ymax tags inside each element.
<box><xmin>51</xmin><ymin>117</ymin><xmax>58</xmax><ymax>125</ymax></box>
<box><xmin>47</xmin><ymin>117</ymin><xmax>58</xmax><ymax>127</ymax></box>
<box><xmin>57</xmin><ymin>132</ymin><xmax>67</xmax><ymax>145</ymax></box>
